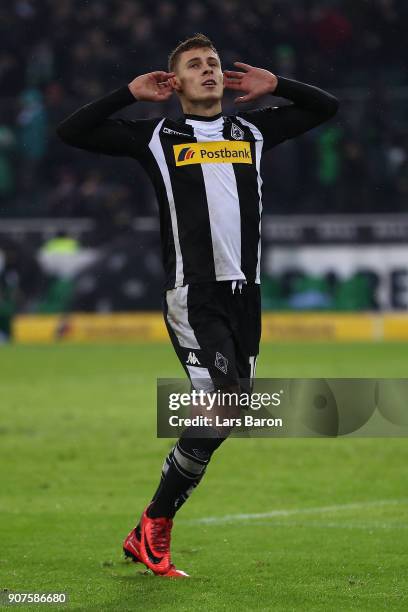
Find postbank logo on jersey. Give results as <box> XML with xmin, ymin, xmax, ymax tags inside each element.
<box><xmin>174</xmin><ymin>141</ymin><xmax>252</xmax><ymax>166</ymax></box>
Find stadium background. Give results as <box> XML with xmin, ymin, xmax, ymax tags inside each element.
<box><xmin>1</xmin><ymin>0</ymin><xmax>408</xmax><ymax>341</ymax></box>
<box><xmin>1</xmin><ymin>2</ymin><xmax>408</xmax><ymax>611</ymax></box>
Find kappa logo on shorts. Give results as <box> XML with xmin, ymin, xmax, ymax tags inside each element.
<box><xmin>215</xmin><ymin>352</ymin><xmax>228</xmax><ymax>374</ymax></box>
<box><xmin>186</xmin><ymin>351</ymin><xmax>201</xmax><ymax>365</ymax></box>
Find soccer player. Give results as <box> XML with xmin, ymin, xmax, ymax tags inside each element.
<box><xmin>57</xmin><ymin>33</ymin><xmax>338</xmax><ymax>577</ymax></box>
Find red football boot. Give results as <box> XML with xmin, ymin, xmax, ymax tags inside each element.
<box><xmin>161</xmin><ymin>564</ymin><xmax>189</xmax><ymax>578</ymax></box>
<box><xmin>139</xmin><ymin>506</ymin><xmax>189</xmax><ymax>577</ymax></box>
<box><xmin>123</xmin><ymin>527</ymin><xmax>142</xmax><ymax>563</ymax></box>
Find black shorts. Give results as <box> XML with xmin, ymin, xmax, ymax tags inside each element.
<box><xmin>163</xmin><ymin>281</ymin><xmax>261</xmax><ymax>392</ymax></box>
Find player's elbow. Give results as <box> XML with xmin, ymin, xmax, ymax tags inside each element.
<box><xmin>56</xmin><ymin>122</ymin><xmax>71</xmax><ymax>144</ymax></box>
<box><xmin>56</xmin><ymin>121</ymin><xmax>80</xmax><ymax>146</ymax></box>
<box><xmin>324</xmin><ymin>94</ymin><xmax>339</xmax><ymax>119</ymax></box>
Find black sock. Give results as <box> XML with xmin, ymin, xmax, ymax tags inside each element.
<box><xmin>147</xmin><ymin>427</ymin><xmax>226</xmax><ymax>519</ymax></box>
<box><xmin>134</xmin><ymin>449</ymin><xmax>174</xmax><ymax>534</ymax></box>
<box><xmin>150</xmin><ymin>447</ymin><xmax>174</xmax><ymax>503</ymax></box>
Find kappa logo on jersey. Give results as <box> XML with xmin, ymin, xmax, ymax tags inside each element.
<box><xmin>163</xmin><ymin>127</ymin><xmax>192</xmax><ymax>138</ymax></box>
<box><xmin>186</xmin><ymin>351</ymin><xmax>200</xmax><ymax>365</ymax></box>
<box><xmin>177</xmin><ymin>147</ymin><xmax>196</xmax><ymax>162</ymax></box>
<box><xmin>230</xmin><ymin>122</ymin><xmax>245</xmax><ymax>140</ymax></box>
<box><xmin>174</xmin><ymin>141</ymin><xmax>252</xmax><ymax>166</ymax></box>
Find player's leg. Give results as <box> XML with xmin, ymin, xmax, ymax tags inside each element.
<box><xmin>126</xmin><ymin>283</ymin><xmax>241</xmax><ymax>576</ymax></box>
<box><xmin>151</xmin><ymin>280</ymin><xmax>261</xmax><ymax>523</ymax></box>
<box><xmin>147</xmin><ymin>283</ymin><xmax>239</xmax><ymax>519</ymax></box>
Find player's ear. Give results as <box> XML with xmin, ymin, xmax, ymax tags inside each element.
<box><xmin>170</xmin><ymin>76</ymin><xmax>182</xmax><ymax>92</ymax></box>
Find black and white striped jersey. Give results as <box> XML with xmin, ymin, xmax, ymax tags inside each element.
<box><xmin>57</xmin><ymin>76</ymin><xmax>338</xmax><ymax>289</ymax></box>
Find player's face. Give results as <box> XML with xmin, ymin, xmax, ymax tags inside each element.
<box><xmin>174</xmin><ymin>48</ymin><xmax>224</xmax><ymax>104</ymax></box>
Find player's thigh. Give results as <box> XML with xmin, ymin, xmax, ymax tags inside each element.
<box><xmin>164</xmin><ymin>283</ymin><xmax>239</xmax><ymax>390</ymax></box>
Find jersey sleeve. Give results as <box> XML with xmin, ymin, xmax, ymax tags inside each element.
<box><xmin>237</xmin><ymin>76</ymin><xmax>339</xmax><ymax>151</ymax></box>
<box><xmin>56</xmin><ymin>86</ymin><xmax>160</xmax><ymax>158</ymax></box>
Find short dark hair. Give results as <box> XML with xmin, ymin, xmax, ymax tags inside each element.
<box><xmin>168</xmin><ymin>33</ymin><xmax>219</xmax><ymax>72</ymax></box>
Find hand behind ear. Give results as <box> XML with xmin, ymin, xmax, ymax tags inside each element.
<box><xmin>169</xmin><ymin>76</ymin><xmax>181</xmax><ymax>92</ymax></box>
<box><xmin>128</xmin><ymin>71</ymin><xmax>175</xmax><ymax>102</ymax></box>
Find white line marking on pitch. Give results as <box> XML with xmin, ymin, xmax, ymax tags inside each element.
<box><xmin>245</xmin><ymin>520</ymin><xmax>408</xmax><ymax>531</ymax></box>
<box><xmin>184</xmin><ymin>499</ymin><xmax>408</xmax><ymax>525</ymax></box>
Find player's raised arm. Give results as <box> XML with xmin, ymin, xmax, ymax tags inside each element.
<box><xmin>56</xmin><ymin>71</ymin><xmax>175</xmax><ymax>157</ymax></box>
<box><xmin>224</xmin><ymin>62</ymin><xmax>339</xmax><ymax>149</ymax></box>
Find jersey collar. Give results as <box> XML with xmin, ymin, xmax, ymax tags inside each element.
<box><xmin>183</xmin><ymin>112</ymin><xmax>222</xmax><ymax>122</ymax></box>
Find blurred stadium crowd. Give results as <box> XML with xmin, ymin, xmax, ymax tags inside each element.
<box><xmin>1</xmin><ymin>0</ymin><xmax>408</xmax><ymax>223</ymax></box>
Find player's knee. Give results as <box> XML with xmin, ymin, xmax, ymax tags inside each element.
<box><xmin>179</xmin><ymin>425</ymin><xmax>227</xmax><ymax>462</ymax></box>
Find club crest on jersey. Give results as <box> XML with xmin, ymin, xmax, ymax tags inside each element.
<box><xmin>174</xmin><ymin>141</ymin><xmax>252</xmax><ymax>166</ymax></box>
<box><xmin>230</xmin><ymin>122</ymin><xmax>244</xmax><ymax>140</ymax></box>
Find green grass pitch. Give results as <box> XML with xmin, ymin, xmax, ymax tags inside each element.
<box><xmin>1</xmin><ymin>342</ymin><xmax>408</xmax><ymax>611</ymax></box>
